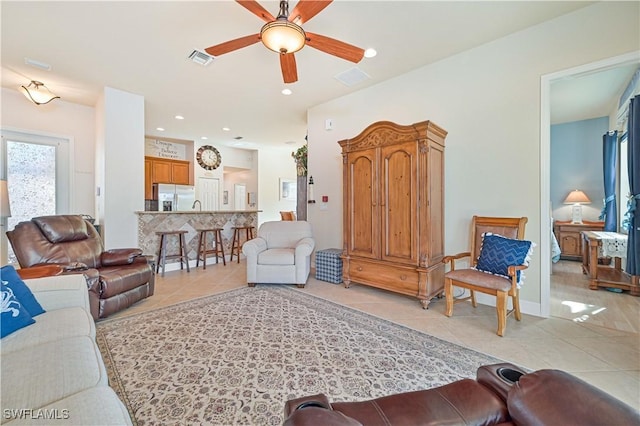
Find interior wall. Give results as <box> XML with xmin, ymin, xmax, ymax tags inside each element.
<box><xmin>257</xmin><ymin>147</ymin><xmax>297</xmax><ymax>224</ymax></box>
<box><xmin>0</xmin><ymin>87</ymin><xmax>95</xmax><ymax>215</ymax></box>
<box><xmin>219</xmin><ymin>147</ymin><xmax>258</xmax><ymax>212</ymax></box>
<box><xmin>224</xmin><ymin>169</ymin><xmax>252</xmax><ymax>211</ymax></box>
<box><xmin>219</xmin><ymin>146</ymin><xmax>254</xmax><ymax>211</ymax></box>
<box><xmin>550</xmin><ymin>117</ymin><xmax>608</xmax><ymax>222</ymax></box>
<box><xmin>98</xmin><ymin>87</ymin><xmax>144</xmax><ymax>249</ymax></box>
<box><xmin>307</xmin><ymin>1</ymin><xmax>640</xmax><ymax>316</ymax></box>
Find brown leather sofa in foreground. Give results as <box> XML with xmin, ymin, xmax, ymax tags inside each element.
<box><xmin>284</xmin><ymin>363</ymin><xmax>640</xmax><ymax>426</ymax></box>
<box><xmin>7</xmin><ymin>215</ymin><xmax>154</xmax><ymax>320</ymax></box>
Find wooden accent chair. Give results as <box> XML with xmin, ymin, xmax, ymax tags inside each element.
<box><xmin>442</xmin><ymin>216</ymin><xmax>530</xmax><ymax>336</ymax></box>
<box><xmin>280</xmin><ymin>211</ymin><xmax>296</xmax><ymax>221</ymax></box>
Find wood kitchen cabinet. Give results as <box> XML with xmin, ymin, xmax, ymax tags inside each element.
<box><xmin>144</xmin><ymin>158</ymin><xmax>153</xmax><ymax>199</ymax></box>
<box><xmin>146</xmin><ymin>157</ymin><xmax>191</xmax><ymax>185</ymax></box>
<box><xmin>170</xmin><ymin>161</ymin><xmax>190</xmax><ymax>185</ymax></box>
<box><xmin>145</xmin><ymin>156</ymin><xmax>192</xmax><ymax>199</ymax></box>
<box><xmin>339</xmin><ymin>120</ymin><xmax>447</xmax><ymax>308</ymax></box>
<box><xmin>553</xmin><ymin>220</ymin><xmax>605</xmax><ymax>261</ymax></box>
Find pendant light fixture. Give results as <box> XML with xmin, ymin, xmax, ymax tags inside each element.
<box><xmin>20</xmin><ymin>80</ymin><xmax>60</xmax><ymax>105</ymax></box>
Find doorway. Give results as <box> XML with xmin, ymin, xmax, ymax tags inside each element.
<box><xmin>1</xmin><ymin>129</ymin><xmax>71</xmax><ymax>264</ymax></box>
<box><xmin>234</xmin><ymin>183</ymin><xmax>246</xmax><ymax>210</ymax></box>
<box><xmin>541</xmin><ymin>51</ymin><xmax>640</xmax><ymax>328</ymax></box>
<box><xmin>198</xmin><ymin>177</ymin><xmax>220</xmax><ymax>211</ymax></box>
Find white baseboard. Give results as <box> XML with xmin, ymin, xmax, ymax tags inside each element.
<box><xmin>155</xmin><ymin>257</ymin><xmax>233</xmax><ymax>273</ymax></box>
<box><xmin>472</xmin><ymin>293</ymin><xmax>545</xmax><ymax>318</ymax></box>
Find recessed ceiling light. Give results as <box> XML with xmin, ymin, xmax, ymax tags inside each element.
<box><xmin>156</xmin><ymin>127</ymin><xmax>165</xmax><ymax>131</ymax></box>
<box><xmin>284</xmin><ymin>141</ymin><xmax>296</xmax><ymax>145</ymax></box>
<box><xmin>364</xmin><ymin>48</ymin><xmax>377</xmax><ymax>58</ymax></box>
<box><xmin>282</xmin><ymin>88</ymin><xmax>292</xmax><ymax>95</ymax></box>
<box><xmin>222</xmin><ymin>127</ymin><xmax>230</xmax><ymax>132</ymax></box>
<box><xmin>175</xmin><ymin>115</ymin><xmax>184</xmax><ymax>120</ymax></box>
<box><xmin>201</xmin><ymin>136</ymin><xmax>208</xmax><ymax>140</ymax></box>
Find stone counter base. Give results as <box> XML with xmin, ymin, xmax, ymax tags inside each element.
<box><xmin>137</xmin><ymin>212</ymin><xmax>258</xmax><ymax>266</ymax></box>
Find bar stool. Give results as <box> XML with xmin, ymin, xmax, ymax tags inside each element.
<box><xmin>155</xmin><ymin>230</ymin><xmax>190</xmax><ymax>277</ymax></box>
<box><xmin>230</xmin><ymin>225</ymin><xmax>256</xmax><ymax>263</ymax></box>
<box><xmin>195</xmin><ymin>227</ymin><xmax>226</xmax><ymax>269</ymax></box>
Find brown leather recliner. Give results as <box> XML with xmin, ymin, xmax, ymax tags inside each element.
<box><xmin>6</xmin><ymin>215</ymin><xmax>154</xmax><ymax>320</ymax></box>
<box><xmin>284</xmin><ymin>363</ymin><xmax>640</xmax><ymax>426</ymax></box>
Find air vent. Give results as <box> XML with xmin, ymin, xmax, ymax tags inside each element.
<box><xmin>188</xmin><ymin>49</ymin><xmax>214</xmax><ymax>66</ymax></box>
<box><xmin>24</xmin><ymin>57</ymin><xmax>52</xmax><ymax>71</ymax></box>
<box><xmin>334</xmin><ymin>67</ymin><xmax>370</xmax><ymax>87</ymax></box>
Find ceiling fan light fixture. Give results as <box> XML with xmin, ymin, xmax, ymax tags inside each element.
<box><xmin>20</xmin><ymin>80</ymin><xmax>60</xmax><ymax>105</ymax></box>
<box><xmin>260</xmin><ymin>20</ymin><xmax>306</xmax><ymax>54</ymax></box>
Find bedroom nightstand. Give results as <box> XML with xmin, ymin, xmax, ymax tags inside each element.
<box><xmin>553</xmin><ymin>220</ymin><xmax>605</xmax><ymax>261</ymax></box>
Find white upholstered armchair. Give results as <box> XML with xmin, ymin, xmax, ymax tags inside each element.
<box><xmin>242</xmin><ymin>221</ymin><xmax>315</xmax><ymax>287</ymax></box>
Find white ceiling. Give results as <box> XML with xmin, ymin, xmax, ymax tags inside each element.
<box><xmin>2</xmin><ymin>1</ymin><xmax>634</xmax><ymax>149</ymax></box>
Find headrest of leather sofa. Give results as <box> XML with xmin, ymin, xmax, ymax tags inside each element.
<box><xmin>33</xmin><ymin>215</ymin><xmax>89</xmax><ymax>243</ymax></box>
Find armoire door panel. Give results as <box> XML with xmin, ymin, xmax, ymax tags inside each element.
<box><xmin>427</xmin><ymin>141</ymin><xmax>445</xmax><ymax>262</ymax></box>
<box><xmin>381</xmin><ymin>142</ymin><xmax>417</xmax><ymax>263</ymax></box>
<box><xmin>348</xmin><ymin>152</ymin><xmax>379</xmax><ymax>258</ymax></box>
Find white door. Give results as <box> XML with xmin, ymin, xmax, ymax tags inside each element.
<box><xmin>234</xmin><ymin>183</ymin><xmax>246</xmax><ymax>210</ymax></box>
<box><xmin>198</xmin><ymin>177</ymin><xmax>219</xmax><ymax>211</ymax></box>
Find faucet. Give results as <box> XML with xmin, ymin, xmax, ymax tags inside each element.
<box><xmin>192</xmin><ymin>200</ymin><xmax>202</xmax><ymax>211</ymax></box>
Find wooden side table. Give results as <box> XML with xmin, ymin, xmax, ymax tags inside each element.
<box><xmin>553</xmin><ymin>220</ymin><xmax>604</xmax><ymax>261</ymax></box>
<box><xmin>581</xmin><ymin>231</ymin><xmax>639</xmax><ymax>296</ymax></box>
<box><xmin>16</xmin><ymin>264</ymin><xmax>63</xmax><ymax>280</ymax></box>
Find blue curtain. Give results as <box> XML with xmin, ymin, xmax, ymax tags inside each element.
<box><xmin>601</xmin><ymin>131</ymin><xmax>618</xmax><ymax>231</ymax></box>
<box><xmin>627</xmin><ymin>95</ymin><xmax>640</xmax><ymax>275</ymax></box>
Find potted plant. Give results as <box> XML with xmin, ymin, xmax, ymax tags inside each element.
<box><xmin>291</xmin><ymin>144</ymin><xmax>307</xmax><ymax>177</ymax></box>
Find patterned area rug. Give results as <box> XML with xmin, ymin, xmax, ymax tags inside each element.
<box><xmin>96</xmin><ymin>286</ymin><xmax>501</xmax><ymax>425</ymax></box>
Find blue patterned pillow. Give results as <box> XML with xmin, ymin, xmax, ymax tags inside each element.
<box><xmin>1</xmin><ymin>285</ymin><xmax>35</xmax><ymax>338</ymax></box>
<box><xmin>0</xmin><ymin>265</ymin><xmax>45</xmax><ymax>316</ymax></box>
<box><xmin>474</xmin><ymin>233</ymin><xmax>534</xmax><ymax>287</ymax></box>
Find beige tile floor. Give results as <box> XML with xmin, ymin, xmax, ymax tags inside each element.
<box><xmin>107</xmin><ymin>258</ymin><xmax>640</xmax><ymax>410</ymax></box>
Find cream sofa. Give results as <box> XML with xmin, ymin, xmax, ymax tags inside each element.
<box><xmin>0</xmin><ymin>273</ymin><xmax>132</xmax><ymax>425</ymax></box>
<box><xmin>242</xmin><ymin>221</ymin><xmax>315</xmax><ymax>287</ymax></box>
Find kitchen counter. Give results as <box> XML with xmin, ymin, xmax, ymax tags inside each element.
<box><xmin>136</xmin><ymin>210</ymin><xmax>261</xmax><ymax>267</ymax></box>
<box><xmin>136</xmin><ymin>210</ymin><xmax>261</xmax><ymax>214</ymax></box>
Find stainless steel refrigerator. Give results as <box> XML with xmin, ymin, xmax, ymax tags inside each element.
<box><xmin>153</xmin><ymin>184</ymin><xmax>196</xmax><ymax>211</ymax></box>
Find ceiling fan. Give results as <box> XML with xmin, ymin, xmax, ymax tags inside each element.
<box><xmin>205</xmin><ymin>0</ymin><xmax>365</xmax><ymax>84</ymax></box>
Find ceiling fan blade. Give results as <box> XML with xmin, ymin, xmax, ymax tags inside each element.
<box><xmin>236</xmin><ymin>0</ymin><xmax>275</xmax><ymax>22</ymax></box>
<box><xmin>305</xmin><ymin>32</ymin><xmax>365</xmax><ymax>63</ymax></box>
<box><xmin>280</xmin><ymin>53</ymin><xmax>298</xmax><ymax>83</ymax></box>
<box><xmin>289</xmin><ymin>1</ymin><xmax>332</xmax><ymax>25</ymax></box>
<box><xmin>205</xmin><ymin>34</ymin><xmax>261</xmax><ymax>56</ymax></box>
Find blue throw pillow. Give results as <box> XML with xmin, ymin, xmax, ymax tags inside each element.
<box><xmin>474</xmin><ymin>233</ymin><xmax>534</xmax><ymax>287</ymax></box>
<box><xmin>1</xmin><ymin>286</ymin><xmax>35</xmax><ymax>338</ymax></box>
<box><xmin>0</xmin><ymin>265</ymin><xmax>45</xmax><ymax>316</ymax></box>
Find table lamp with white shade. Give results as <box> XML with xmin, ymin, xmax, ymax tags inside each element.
<box><xmin>564</xmin><ymin>189</ymin><xmax>591</xmax><ymax>224</ymax></box>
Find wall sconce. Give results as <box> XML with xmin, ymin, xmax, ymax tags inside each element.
<box><xmin>564</xmin><ymin>189</ymin><xmax>591</xmax><ymax>224</ymax></box>
<box><xmin>20</xmin><ymin>80</ymin><xmax>60</xmax><ymax>105</ymax></box>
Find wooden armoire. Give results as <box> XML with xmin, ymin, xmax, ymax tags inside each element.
<box><xmin>339</xmin><ymin>120</ymin><xmax>447</xmax><ymax>308</ymax></box>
